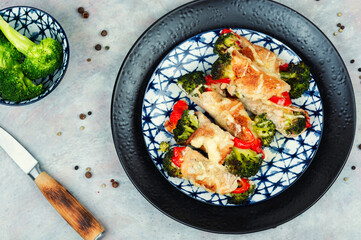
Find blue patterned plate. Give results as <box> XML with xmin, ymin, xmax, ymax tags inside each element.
<box><xmin>0</xmin><ymin>6</ymin><xmax>69</xmax><ymax>105</ymax></box>
<box><xmin>142</xmin><ymin>29</ymin><xmax>323</xmax><ymax>206</ymax></box>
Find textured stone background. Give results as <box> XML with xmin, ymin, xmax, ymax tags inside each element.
<box><xmin>0</xmin><ymin>0</ymin><xmax>360</xmax><ymax>239</ymax></box>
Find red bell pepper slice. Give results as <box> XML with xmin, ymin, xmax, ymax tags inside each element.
<box><xmin>169</xmin><ymin>100</ymin><xmax>188</xmax><ymax>125</ymax></box>
<box><xmin>232</xmin><ymin>178</ymin><xmax>250</xmax><ymax>194</ymax></box>
<box><xmin>220</xmin><ymin>28</ymin><xmax>232</xmax><ymax>34</ymax></box>
<box><xmin>306</xmin><ymin>115</ymin><xmax>312</xmax><ymax>128</ymax></box>
<box><xmin>269</xmin><ymin>91</ymin><xmax>292</xmax><ymax>106</ymax></box>
<box><xmin>282</xmin><ymin>91</ymin><xmax>292</xmax><ymax>106</ymax></box>
<box><xmin>250</xmin><ymin>138</ymin><xmax>265</xmax><ymax>159</ymax></box>
<box><xmin>172</xmin><ymin>147</ymin><xmax>186</xmax><ymax>168</ymax></box>
<box><xmin>233</xmin><ymin>137</ymin><xmax>254</xmax><ymax>149</ymax></box>
<box><xmin>220</xmin><ymin>29</ymin><xmax>242</xmax><ymax>42</ymax></box>
<box><xmin>212</xmin><ymin>78</ymin><xmax>231</xmax><ymax>84</ymax></box>
<box><xmin>232</xmin><ymin>127</ymin><xmax>255</xmax><ymax>149</ymax></box>
<box><xmin>205</xmin><ymin>75</ymin><xmax>213</xmax><ymax>84</ymax></box>
<box><xmin>233</xmin><ymin>127</ymin><xmax>265</xmax><ymax>159</ymax></box>
<box><xmin>173</xmin><ymin>100</ymin><xmax>188</xmax><ymax>112</ymax></box>
<box><xmin>169</xmin><ymin>111</ymin><xmax>183</xmax><ymax>125</ymax></box>
<box><xmin>205</xmin><ymin>75</ymin><xmax>231</xmax><ymax>85</ymax></box>
<box><xmin>279</xmin><ymin>63</ymin><xmax>289</xmax><ymax>71</ymax></box>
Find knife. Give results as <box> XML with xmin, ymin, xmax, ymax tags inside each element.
<box><xmin>0</xmin><ymin>126</ymin><xmax>105</xmax><ymax>240</ymax></box>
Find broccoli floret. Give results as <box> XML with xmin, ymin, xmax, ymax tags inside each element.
<box><xmin>211</xmin><ymin>55</ymin><xmax>234</xmax><ymax>80</ymax></box>
<box><xmin>177</xmin><ymin>71</ymin><xmax>207</xmax><ymax>96</ymax></box>
<box><xmin>0</xmin><ymin>31</ymin><xmax>42</xmax><ymax>102</ymax></box>
<box><xmin>163</xmin><ymin>149</ymin><xmax>182</xmax><ymax>178</ymax></box>
<box><xmin>214</xmin><ymin>32</ymin><xmax>241</xmax><ymax>56</ymax></box>
<box><xmin>159</xmin><ymin>141</ymin><xmax>170</xmax><ymax>153</ymax></box>
<box><xmin>280</xmin><ymin>62</ymin><xmax>311</xmax><ymax>99</ymax></box>
<box><xmin>173</xmin><ymin>110</ymin><xmax>199</xmax><ymax>145</ymax></box>
<box><xmin>228</xmin><ymin>179</ymin><xmax>255</xmax><ymax>204</ymax></box>
<box><xmin>0</xmin><ymin>66</ymin><xmax>43</xmax><ymax>102</ymax></box>
<box><xmin>224</xmin><ymin>147</ymin><xmax>263</xmax><ymax>178</ymax></box>
<box><xmin>252</xmin><ymin>114</ymin><xmax>276</xmax><ymax>146</ymax></box>
<box><xmin>0</xmin><ymin>31</ymin><xmax>23</xmax><ymax>68</ymax></box>
<box><xmin>0</xmin><ymin>15</ymin><xmax>63</xmax><ymax>80</ymax></box>
<box><xmin>283</xmin><ymin>111</ymin><xmax>307</xmax><ymax>136</ymax></box>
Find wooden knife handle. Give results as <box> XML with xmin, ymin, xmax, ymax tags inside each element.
<box><xmin>34</xmin><ymin>171</ymin><xmax>104</xmax><ymax>240</ymax></box>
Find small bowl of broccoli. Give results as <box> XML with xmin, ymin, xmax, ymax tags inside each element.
<box><xmin>0</xmin><ymin>6</ymin><xmax>69</xmax><ymax>105</ymax></box>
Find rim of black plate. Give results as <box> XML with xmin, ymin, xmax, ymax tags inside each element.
<box><xmin>0</xmin><ymin>6</ymin><xmax>70</xmax><ymax>106</ymax></box>
<box><xmin>111</xmin><ymin>0</ymin><xmax>356</xmax><ymax>233</ymax></box>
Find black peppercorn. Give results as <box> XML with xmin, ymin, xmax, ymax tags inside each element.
<box><xmin>82</xmin><ymin>11</ymin><xmax>89</xmax><ymax>19</ymax></box>
<box><xmin>95</xmin><ymin>44</ymin><xmax>102</xmax><ymax>51</ymax></box>
<box><xmin>101</xmin><ymin>30</ymin><xmax>107</xmax><ymax>36</ymax></box>
<box><xmin>78</xmin><ymin>7</ymin><xmax>84</xmax><ymax>14</ymax></box>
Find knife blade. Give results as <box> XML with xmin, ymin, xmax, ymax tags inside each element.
<box><xmin>0</xmin><ymin>126</ymin><xmax>105</xmax><ymax>240</ymax></box>
<box><xmin>0</xmin><ymin>127</ymin><xmax>38</xmax><ymax>174</ymax></box>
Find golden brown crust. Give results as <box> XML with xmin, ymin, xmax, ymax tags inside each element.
<box><xmin>190</xmin><ymin>91</ymin><xmax>258</xmax><ymax>141</ymax></box>
<box><xmin>195</xmin><ymin>180</ymin><xmax>217</xmax><ymax>192</ymax></box>
<box><xmin>236</xmin><ymin>34</ymin><xmax>283</xmax><ymax>74</ymax></box>
<box><xmin>230</xmin><ymin>50</ymin><xmax>290</xmax><ymax>100</ymax></box>
<box><xmin>239</xmin><ymin>46</ymin><xmax>255</xmax><ymax>61</ymax></box>
<box><xmin>180</xmin><ymin>147</ymin><xmax>239</xmax><ymax>194</ymax></box>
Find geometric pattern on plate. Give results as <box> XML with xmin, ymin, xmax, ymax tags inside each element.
<box><xmin>142</xmin><ymin>29</ymin><xmax>323</xmax><ymax>206</ymax></box>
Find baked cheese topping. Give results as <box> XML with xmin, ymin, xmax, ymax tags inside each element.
<box><xmin>236</xmin><ymin>35</ymin><xmax>284</xmax><ymax>77</ymax></box>
<box><xmin>180</xmin><ymin>147</ymin><xmax>239</xmax><ymax>194</ymax></box>
<box><xmin>189</xmin><ymin>112</ymin><xmax>233</xmax><ymax>164</ymax></box>
<box><xmin>189</xmin><ymin>90</ymin><xmax>257</xmax><ymax>141</ymax></box>
<box><xmin>229</xmin><ymin>49</ymin><xmax>290</xmax><ymax>100</ymax></box>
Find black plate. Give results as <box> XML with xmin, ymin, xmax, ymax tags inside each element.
<box><xmin>111</xmin><ymin>0</ymin><xmax>355</xmax><ymax>233</ymax></box>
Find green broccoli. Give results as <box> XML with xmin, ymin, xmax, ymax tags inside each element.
<box><xmin>159</xmin><ymin>141</ymin><xmax>170</xmax><ymax>153</ymax></box>
<box><xmin>211</xmin><ymin>55</ymin><xmax>234</xmax><ymax>80</ymax></box>
<box><xmin>280</xmin><ymin>62</ymin><xmax>311</xmax><ymax>99</ymax></box>
<box><xmin>0</xmin><ymin>15</ymin><xmax>63</xmax><ymax>80</ymax></box>
<box><xmin>177</xmin><ymin>71</ymin><xmax>207</xmax><ymax>96</ymax></box>
<box><xmin>228</xmin><ymin>179</ymin><xmax>255</xmax><ymax>204</ymax></box>
<box><xmin>0</xmin><ymin>31</ymin><xmax>23</xmax><ymax>68</ymax></box>
<box><xmin>162</xmin><ymin>148</ymin><xmax>182</xmax><ymax>178</ymax></box>
<box><xmin>173</xmin><ymin>110</ymin><xmax>199</xmax><ymax>145</ymax></box>
<box><xmin>214</xmin><ymin>32</ymin><xmax>241</xmax><ymax>56</ymax></box>
<box><xmin>252</xmin><ymin>114</ymin><xmax>276</xmax><ymax>146</ymax></box>
<box><xmin>0</xmin><ymin>31</ymin><xmax>42</xmax><ymax>102</ymax></box>
<box><xmin>0</xmin><ymin>66</ymin><xmax>43</xmax><ymax>102</ymax></box>
<box><xmin>224</xmin><ymin>147</ymin><xmax>263</xmax><ymax>178</ymax></box>
<box><xmin>283</xmin><ymin>111</ymin><xmax>307</xmax><ymax>136</ymax></box>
